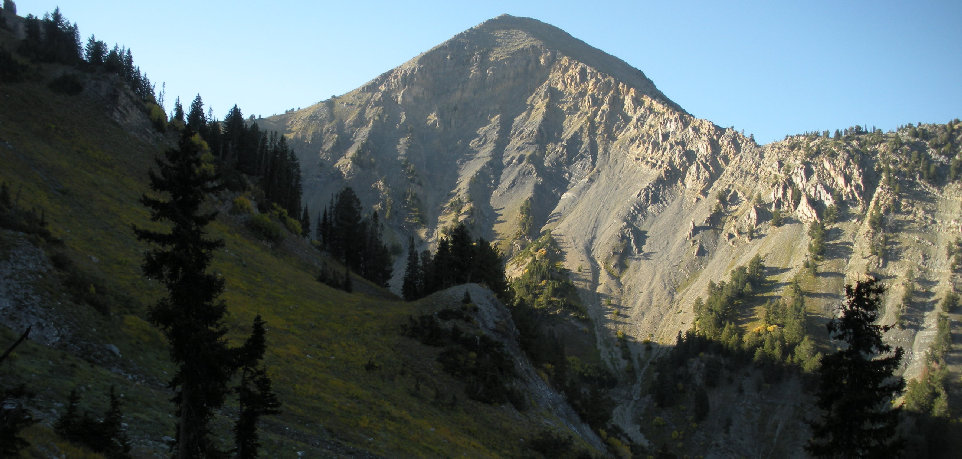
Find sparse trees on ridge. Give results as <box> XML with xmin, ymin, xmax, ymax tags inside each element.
<box><xmin>19</xmin><ymin>8</ymin><xmax>81</xmax><ymax>65</ymax></box>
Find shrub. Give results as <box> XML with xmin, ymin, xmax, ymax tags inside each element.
<box><xmin>904</xmin><ymin>365</ymin><xmax>948</xmax><ymax>418</ymax></box>
<box><xmin>282</xmin><ymin>215</ymin><xmax>302</xmax><ymax>235</ymax></box>
<box><xmin>517</xmin><ymin>197</ymin><xmax>533</xmax><ymax>238</ymax></box>
<box><xmin>146</xmin><ymin>102</ymin><xmax>167</xmax><ymax>132</ymax></box>
<box><xmin>807</xmin><ymin>220</ymin><xmax>826</xmax><ymax>259</ymax></box>
<box><xmin>248</xmin><ymin>213</ymin><xmax>282</xmax><ymax>242</ymax></box>
<box><xmin>771</xmin><ymin>208</ymin><xmax>783</xmax><ymax>227</ymax></box>
<box><xmin>823</xmin><ymin>204</ymin><xmax>838</xmax><ymax>225</ymax></box>
<box><xmin>268</xmin><ymin>203</ymin><xmax>302</xmax><ymax>236</ymax></box>
<box><xmin>316</xmin><ymin>263</ymin><xmax>352</xmax><ymax>293</ymax></box>
<box><xmin>868</xmin><ymin>206</ymin><xmax>884</xmax><ymax>232</ymax></box>
<box><xmin>941</xmin><ymin>291</ymin><xmax>960</xmax><ymax>313</ymax></box>
<box><xmin>948</xmin><ymin>238</ymin><xmax>962</xmax><ymax>272</ymax></box>
<box><xmin>230</xmin><ymin>196</ymin><xmax>253</xmax><ymax>215</ymax></box>
<box><xmin>803</xmin><ymin>256</ymin><xmax>817</xmax><ymax>278</ymax></box>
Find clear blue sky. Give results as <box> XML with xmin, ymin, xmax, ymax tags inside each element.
<box><xmin>14</xmin><ymin>0</ymin><xmax>962</xmax><ymax>144</ymax></box>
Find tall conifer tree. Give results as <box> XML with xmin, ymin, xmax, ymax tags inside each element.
<box><xmin>808</xmin><ymin>278</ymin><xmax>904</xmax><ymax>457</ymax></box>
<box><xmin>134</xmin><ymin>130</ymin><xmax>233</xmax><ymax>458</ymax></box>
<box><xmin>402</xmin><ymin>237</ymin><xmax>421</xmax><ymax>301</ymax></box>
<box><xmin>187</xmin><ymin>94</ymin><xmax>206</xmax><ymax>134</ymax></box>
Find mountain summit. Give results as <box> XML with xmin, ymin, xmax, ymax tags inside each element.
<box><xmin>425</xmin><ymin>14</ymin><xmax>682</xmax><ymax>111</ymax></box>
<box><xmin>262</xmin><ymin>13</ymin><xmax>725</xmax><ymax>243</ymax></box>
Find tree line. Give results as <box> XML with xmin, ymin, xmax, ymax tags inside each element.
<box><xmin>402</xmin><ymin>222</ymin><xmax>508</xmax><ymax>301</ymax></box>
<box><xmin>9</xmin><ymin>6</ymin><xmax>306</xmax><ymax>228</ymax></box>
<box><xmin>315</xmin><ymin>187</ymin><xmax>393</xmax><ymax>287</ymax></box>
<box><xmin>177</xmin><ymin>97</ymin><xmax>305</xmax><ymax>222</ymax></box>
<box><xmin>15</xmin><ymin>7</ymin><xmax>156</xmax><ymax>102</ymax></box>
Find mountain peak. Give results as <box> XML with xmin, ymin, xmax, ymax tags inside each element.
<box><xmin>437</xmin><ymin>14</ymin><xmax>681</xmax><ymax>111</ymax></box>
<box><xmin>472</xmin><ymin>13</ymin><xmax>551</xmax><ymax>31</ymax></box>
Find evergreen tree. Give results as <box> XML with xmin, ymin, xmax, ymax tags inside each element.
<box><xmin>300</xmin><ymin>206</ymin><xmax>311</xmax><ymax>238</ymax></box>
<box><xmin>342</xmin><ymin>266</ymin><xmax>352</xmax><ymax>293</ymax></box>
<box><xmin>331</xmin><ymin>187</ymin><xmax>363</xmax><ymax>267</ymax></box>
<box><xmin>807</xmin><ymin>278</ymin><xmax>904</xmax><ymax>457</ymax></box>
<box><xmin>204</xmin><ymin>110</ymin><xmax>222</xmax><ymax>160</ymax></box>
<box><xmin>472</xmin><ymin>236</ymin><xmax>508</xmax><ymax>298</ymax></box>
<box><xmin>316</xmin><ymin>208</ymin><xmax>327</xmax><ymax>245</ymax></box>
<box><xmin>418</xmin><ymin>249</ymin><xmax>432</xmax><ymax>294</ymax></box>
<box><xmin>284</xmin><ymin>148</ymin><xmax>302</xmax><ymax>216</ymax></box>
<box><xmin>234</xmin><ymin>315</ymin><xmax>280</xmax><ymax>459</ymax></box>
<box><xmin>54</xmin><ymin>387</ymin><xmax>130</xmax><ymax>457</ymax></box>
<box><xmin>18</xmin><ymin>7</ymin><xmax>82</xmax><ymax>64</ymax></box>
<box><xmin>46</xmin><ymin>9</ymin><xmax>80</xmax><ymax>64</ymax></box>
<box><xmin>121</xmin><ymin>48</ymin><xmax>134</xmax><ymax>82</ymax></box>
<box><xmin>104</xmin><ymin>45</ymin><xmax>122</xmax><ymax>74</ymax></box>
<box><xmin>362</xmin><ymin>211</ymin><xmax>392</xmax><ymax>286</ymax></box>
<box><xmin>402</xmin><ymin>237</ymin><xmax>421</xmax><ymax>301</ymax></box>
<box><xmin>414</xmin><ymin>226</ymin><xmax>507</xmax><ymax>299</ymax></box>
<box><xmin>222</xmin><ymin>105</ymin><xmax>245</xmax><ymax>166</ymax></box>
<box><xmin>84</xmin><ymin>35</ymin><xmax>106</xmax><ymax>66</ymax></box>
<box><xmin>171</xmin><ymin>96</ymin><xmax>185</xmax><ymax>126</ymax></box>
<box><xmin>134</xmin><ymin>130</ymin><xmax>233</xmax><ymax>458</ymax></box>
<box><xmin>237</xmin><ymin>121</ymin><xmax>261</xmax><ymax>176</ymax></box>
<box><xmin>54</xmin><ymin>389</ymin><xmax>80</xmax><ymax>435</ymax></box>
<box><xmin>187</xmin><ymin>94</ymin><xmax>206</xmax><ymax>134</ymax></box>
<box><xmin>22</xmin><ymin>14</ymin><xmax>40</xmax><ymax>48</ymax></box>
<box><xmin>448</xmin><ymin>223</ymin><xmax>474</xmax><ymax>283</ymax></box>
<box><xmin>260</xmin><ymin>134</ymin><xmax>302</xmax><ymax>216</ymax></box>
<box><xmin>101</xmin><ymin>386</ymin><xmax>132</xmax><ymax>457</ymax></box>
<box><xmin>771</xmin><ymin>207</ymin><xmax>783</xmax><ymax>227</ymax></box>
<box><xmin>318</xmin><ymin>188</ymin><xmax>393</xmax><ymax>286</ymax></box>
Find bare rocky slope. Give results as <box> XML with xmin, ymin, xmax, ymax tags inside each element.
<box><xmin>261</xmin><ymin>14</ymin><xmax>962</xmax><ymax>454</ymax></box>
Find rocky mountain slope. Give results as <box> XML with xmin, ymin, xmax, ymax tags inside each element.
<box><xmin>261</xmin><ymin>14</ymin><xmax>962</xmax><ymax>454</ymax></box>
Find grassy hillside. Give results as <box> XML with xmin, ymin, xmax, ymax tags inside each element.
<box><xmin>0</xmin><ymin>61</ymin><xmax>589</xmax><ymax>457</ymax></box>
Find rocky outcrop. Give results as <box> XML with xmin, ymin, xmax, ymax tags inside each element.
<box><xmin>0</xmin><ymin>230</ymin><xmax>64</xmax><ymax>346</ymax></box>
<box><xmin>433</xmin><ymin>284</ymin><xmax>605</xmax><ymax>451</ymax></box>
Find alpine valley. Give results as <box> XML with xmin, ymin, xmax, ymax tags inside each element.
<box><xmin>1</xmin><ymin>6</ymin><xmax>960</xmax><ymax>457</ymax></box>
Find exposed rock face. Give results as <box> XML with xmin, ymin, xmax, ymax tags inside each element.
<box><xmin>0</xmin><ymin>230</ymin><xmax>63</xmax><ymax>346</ymax></box>
<box><xmin>262</xmin><ymin>15</ymin><xmax>961</xmax><ymax>455</ymax></box>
